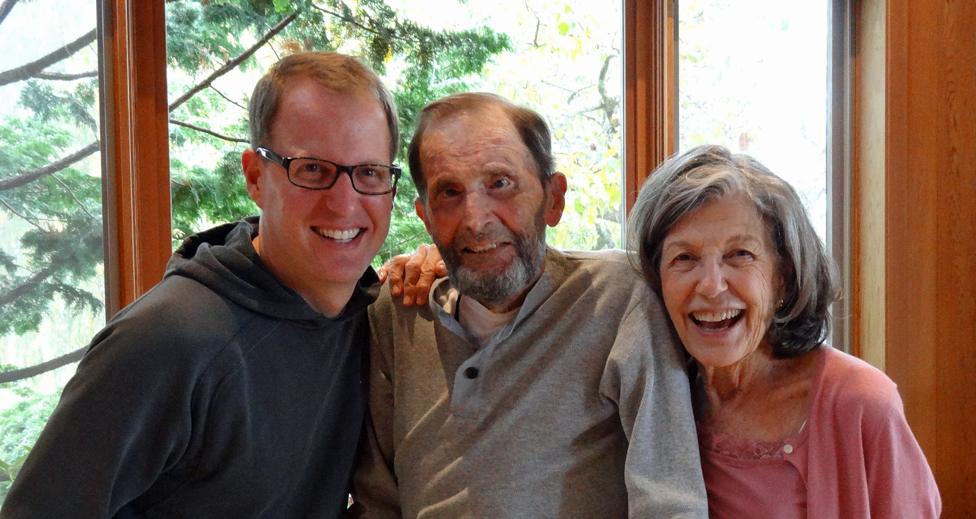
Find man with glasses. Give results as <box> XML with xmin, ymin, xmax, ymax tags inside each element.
<box><xmin>2</xmin><ymin>52</ymin><xmax>398</xmax><ymax>518</ymax></box>
<box><xmin>349</xmin><ymin>93</ymin><xmax>707</xmax><ymax>517</ymax></box>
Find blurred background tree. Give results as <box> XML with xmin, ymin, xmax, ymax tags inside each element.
<box><xmin>0</xmin><ymin>0</ymin><xmax>511</xmax><ymax>498</ymax></box>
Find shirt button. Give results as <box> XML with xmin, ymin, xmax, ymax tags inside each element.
<box><xmin>783</xmin><ymin>444</ymin><xmax>794</xmax><ymax>454</ymax></box>
<box><xmin>464</xmin><ymin>366</ymin><xmax>479</xmax><ymax>379</ymax></box>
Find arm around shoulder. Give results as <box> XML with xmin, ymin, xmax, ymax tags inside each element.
<box><xmin>601</xmin><ymin>294</ymin><xmax>708</xmax><ymax>518</ymax></box>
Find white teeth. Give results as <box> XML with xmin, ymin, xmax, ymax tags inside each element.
<box><xmin>316</xmin><ymin>228</ymin><xmax>361</xmax><ymax>242</ymax></box>
<box><xmin>467</xmin><ymin>243</ymin><xmax>498</xmax><ymax>253</ymax></box>
<box><xmin>692</xmin><ymin>309</ymin><xmax>742</xmax><ymax>322</ymax></box>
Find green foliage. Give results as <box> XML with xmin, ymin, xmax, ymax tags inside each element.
<box><xmin>1</xmin><ymin>0</ymin><xmax>511</xmax><ymax>342</ymax></box>
<box><xmin>164</xmin><ymin>0</ymin><xmax>510</xmax><ymax>258</ymax></box>
<box><xmin>0</xmin><ymin>371</ymin><xmax>62</xmax><ymax>499</ymax></box>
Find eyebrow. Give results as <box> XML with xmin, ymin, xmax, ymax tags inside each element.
<box><xmin>662</xmin><ymin>234</ymin><xmax>764</xmax><ymax>252</ymax></box>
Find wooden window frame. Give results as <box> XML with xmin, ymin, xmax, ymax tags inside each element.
<box><xmin>98</xmin><ymin>0</ymin><xmax>171</xmax><ymax>314</ymax></box>
<box><xmin>623</xmin><ymin>0</ymin><xmax>675</xmax><ymax>213</ymax></box>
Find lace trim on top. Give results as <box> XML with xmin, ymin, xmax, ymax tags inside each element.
<box><xmin>697</xmin><ymin>420</ymin><xmax>807</xmax><ymax>461</ymax></box>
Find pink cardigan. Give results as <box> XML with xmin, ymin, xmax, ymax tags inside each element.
<box><xmin>701</xmin><ymin>346</ymin><xmax>941</xmax><ymax>518</ymax></box>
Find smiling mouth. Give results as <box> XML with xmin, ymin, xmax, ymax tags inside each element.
<box><xmin>463</xmin><ymin>242</ymin><xmax>505</xmax><ymax>254</ymax></box>
<box><xmin>691</xmin><ymin>309</ymin><xmax>744</xmax><ymax>331</ymax></box>
<box><xmin>313</xmin><ymin>227</ymin><xmax>363</xmax><ymax>244</ymax></box>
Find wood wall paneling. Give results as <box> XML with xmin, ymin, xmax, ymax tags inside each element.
<box><xmin>936</xmin><ymin>0</ymin><xmax>976</xmax><ymax>508</ymax></box>
<box><xmin>856</xmin><ymin>0</ymin><xmax>976</xmax><ymax>514</ymax></box>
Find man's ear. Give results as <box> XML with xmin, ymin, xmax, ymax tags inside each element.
<box><xmin>415</xmin><ymin>197</ymin><xmax>434</xmax><ymax>235</ymax></box>
<box><xmin>241</xmin><ymin>148</ymin><xmax>265</xmax><ymax>209</ymax></box>
<box><xmin>543</xmin><ymin>172</ymin><xmax>568</xmax><ymax>227</ymax></box>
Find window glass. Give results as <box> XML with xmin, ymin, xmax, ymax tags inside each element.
<box><xmin>0</xmin><ymin>0</ymin><xmax>104</xmax><ymax>500</ymax></box>
<box><xmin>164</xmin><ymin>0</ymin><xmax>624</xmax><ymax>261</ymax></box>
<box><xmin>677</xmin><ymin>0</ymin><xmax>829</xmax><ymax>241</ymax></box>
<box><xmin>388</xmin><ymin>0</ymin><xmax>625</xmax><ymax>250</ymax></box>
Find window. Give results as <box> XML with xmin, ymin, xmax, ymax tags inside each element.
<box><xmin>676</xmin><ymin>1</ymin><xmax>830</xmax><ymax>242</ymax></box>
<box><xmin>0</xmin><ymin>0</ymin><xmax>105</xmax><ymax>497</ymax></box>
<box><xmin>164</xmin><ymin>0</ymin><xmax>625</xmax><ymax>260</ymax></box>
<box><xmin>673</xmin><ymin>0</ymin><xmax>851</xmax><ymax>348</ymax></box>
<box><xmin>388</xmin><ymin>0</ymin><xmax>626</xmax><ymax>250</ymax></box>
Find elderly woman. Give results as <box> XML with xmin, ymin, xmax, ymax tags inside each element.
<box><xmin>630</xmin><ymin>144</ymin><xmax>941</xmax><ymax>517</ymax></box>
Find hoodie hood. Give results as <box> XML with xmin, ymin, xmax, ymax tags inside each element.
<box><xmin>165</xmin><ymin>217</ymin><xmax>379</xmax><ymax>324</ymax></box>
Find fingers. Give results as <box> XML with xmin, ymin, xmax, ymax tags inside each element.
<box><xmin>401</xmin><ymin>247</ymin><xmax>427</xmax><ymax>306</ymax></box>
<box><xmin>381</xmin><ymin>253</ymin><xmax>410</xmax><ymax>298</ymax></box>
<box><xmin>383</xmin><ymin>244</ymin><xmax>447</xmax><ymax>307</ymax></box>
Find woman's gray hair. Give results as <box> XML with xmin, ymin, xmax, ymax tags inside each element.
<box><xmin>629</xmin><ymin>144</ymin><xmax>839</xmax><ymax>356</ymax></box>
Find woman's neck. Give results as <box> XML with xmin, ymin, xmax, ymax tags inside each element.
<box><xmin>694</xmin><ymin>344</ymin><xmax>818</xmax><ymax>442</ymax></box>
<box><xmin>698</xmin><ymin>342</ymin><xmax>778</xmax><ymax>402</ymax></box>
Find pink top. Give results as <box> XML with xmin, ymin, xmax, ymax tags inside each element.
<box><xmin>698</xmin><ymin>345</ymin><xmax>941</xmax><ymax>518</ymax></box>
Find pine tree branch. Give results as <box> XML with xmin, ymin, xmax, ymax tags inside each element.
<box><xmin>0</xmin><ymin>29</ymin><xmax>96</xmax><ymax>86</ymax></box>
<box><xmin>0</xmin><ymin>0</ymin><xmax>19</xmax><ymax>26</ymax></box>
<box><xmin>0</xmin><ymin>141</ymin><xmax>99</xmax><ymax>192</ymax></box>
<box><xmin>0</xmin><ymin>266</ymin><xmax>55</xmax><ymax>307</ymax></box>
<box><xmin>313</xmin><ymin>4</ymin><xmax>421</xmax><ymax>46</ymax></box>
<box><xmin>35</xmin><ymin>70</ymin><xmax>98</xmax><ymax>81</ymax></box>
<box><xmin>0</xmin><ymin>198</ymin><xmax>48</xmax><ymax>232</ymax></box>
<box><xmin>313</xmin><ymin>5</ymin><xmax>385</xmax><ymax>39</ymax></box>
<box><xmin>170</xmin><ymin>119</ymin><xmax>248</xmax><ymax>143</ymax></box>
<box><xmin>0</xmin><ymin>345</ymin><xmax>85</xmax><ymax>384</ymax></box>
<box><xmin>210</xmin><ymin>85</ymin><xmax>247</xmax><ymax>110</ymax></box>
<box><xmin>51</xmin><ymin>175</ymin><xmax>97</xmax><ymax>220</ymax></box>
<box><xmin>2</xmin><ymin>12</ymin><xmax>296</xmax><ymax>194</ymax></box>
<box><xmin>168</xmin><ymin>12</ymin><xmax>299</xmax><ymax>112</ymax></box>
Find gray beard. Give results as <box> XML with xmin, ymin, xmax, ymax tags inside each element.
<box><xmin>439</xmin><ymin>216</ymin><xmax>547</xmax><ymax>311</ymax></box>
<box><xmin>449</xmin><ymin>235</ymin><xmax>546</xmax><ymax>310</ymax></box>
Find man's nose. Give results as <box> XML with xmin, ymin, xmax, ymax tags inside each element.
<box><xmin>695</xmin><ymin>259</ymin><xmax>728</xmax><ymax>299</ymax></box>
<box><xmin>321</xmin><ymin>173</ymin><xmax>360</xmax><ymax>214</ymax></box>
<box><xmin>460</xmin><ymin>190</ymin><xmax>497</xmax><ymax>233</ymax></box>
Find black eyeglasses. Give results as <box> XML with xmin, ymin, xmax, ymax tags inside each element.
<box><xmin>256</xmin><ymin>146</ymin><xmax>401</xmax><ymax>195</ymax></box>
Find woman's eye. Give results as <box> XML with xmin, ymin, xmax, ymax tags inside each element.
<box><xmin>728</xmin><ymin>249</ymin><xmax>755</xmax><ymax>263</ymax></box>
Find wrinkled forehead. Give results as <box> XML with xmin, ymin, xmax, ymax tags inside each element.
<box><xmin>420</xmin><ymin>107</ymin><xmax>530</xmax><ymax>167</ymax></box>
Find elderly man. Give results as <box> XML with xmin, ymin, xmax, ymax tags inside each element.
<box><xmin>351</xmin><ymin>93</ymin><xmax>707</xmax><ymax>518</ymax></box>
<box><xmin>2</xmin><ymin>52</ymin><xmax>399</xmax><ymax>518</ymax></box>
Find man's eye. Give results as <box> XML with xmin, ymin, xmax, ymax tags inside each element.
<box><xmin>490</xmin><ymin>177</ymin><xmax>513</xmax><ymax>189</ymax></box>
<box><xmin>435</xmin><ymin>187</ymin><xmax>461</xmax><ymax>200</ymax></box>
<box><xmin>297</xmin><ymin>162</ymin><xmax>322</xmax><ymax>174</ymax></box>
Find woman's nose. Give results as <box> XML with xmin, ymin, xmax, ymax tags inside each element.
<box><xmin>695</xmin><ymin>260</ymin><xmax>728</xmax><ymax>299</ymax></box>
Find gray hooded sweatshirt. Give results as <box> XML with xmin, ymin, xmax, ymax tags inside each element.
<box><xmin>2</xmin><ymin>218</ymin><xmax>377</xmax><ymax>518</ymax></box>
